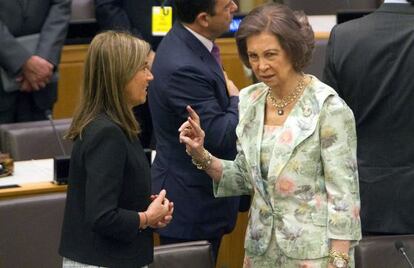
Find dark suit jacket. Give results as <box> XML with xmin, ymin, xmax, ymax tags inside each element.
<box><xmin>148</xmin><ymin>22</ymin><xmax>242</xmax><ymax>240</ymax></box>
<box><xmin>59</xmin><ymin>114</ymin><xmax>153</xmax><ymax>268</ymax></box>
<box><xmin>0</xmin><ymin>0</ymin><xmax>71</xmax><ymax>114</ymax></box>
<box><xmin>323</xmin><ymin>3</ymin><xmax>414</xmax><ymax>234</ymax></box>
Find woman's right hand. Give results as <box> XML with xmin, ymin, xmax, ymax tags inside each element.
<box><xmin>178</xmin><ymin>106</ymin><xmax>206</xmax><ymax>160</ymax></box>
<box><xmin>145</xmin><ymin>189</ymin><xmax>170</xmax><ymax>227</ymax></box>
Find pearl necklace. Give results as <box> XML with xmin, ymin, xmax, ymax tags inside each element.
<box><xmin>267</xmin><ymin>76</ymin><xmax>305</xmax><ymax>116</ymax></box>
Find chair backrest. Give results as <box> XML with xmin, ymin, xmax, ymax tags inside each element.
<box><xmin>284</xmin><ymin>0</ymin><xmax>380</xmax><ymax>15</ymax></box>
<box><xmin>355</xmin><ymin>235</ymin><xmax>414</xmax><ymax>268</ymax></box>
<box><xmin>149</xmin><ymin>241</ymin><xmax>214</xmax><ymax>268</ymax></box>
<box><xmin>304</xmin><ymin>38</ymin><xmax>328</xmax><ymax>80</ymax></box>
<box><xmin>0</xmin><ymin>193</ymin><xmax>66</xmax><ymax>268</ymax></box>
<box><xmin>0</xmin><ymin>119</ymin><xmax>73</xmax><ymax>161</ymax></box>
<box><xmin>71</xmin><ymin>0</ymin><xmax>95</xmax><ymax>23</ymax></box>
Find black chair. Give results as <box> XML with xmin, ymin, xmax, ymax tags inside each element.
<box><xmin>0</xmin><ymin>119</ymin><xmax>72</xmax><ymax>161</ymax></box>
<box><xmin>355</xmin><ymin>235</ymin><xmax>414</xmax><ymax>268</ymax></box>
<box><xmin>150</xmin><ymin>241</ymin><xmax>214</xmax><ymax>268</ymax></box>
<box><xmin>304</xmin><ymin>39</ymin><xmax>328</xmax><ymax>80</ymax></box>
<box><xmin>283</xmin><ymin>0</ymin><xmax>380</xmax><ymax>15</ymax></box>
<box><xmin>0</xmin><ymin>193</ymin><xmax>66</xmax><ymax>268</ymax></box>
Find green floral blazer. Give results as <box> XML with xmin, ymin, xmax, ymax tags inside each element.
<box><xmin>214</xmin><ymin>76</ymin><xmax>362</xmax><ymax>259</ymax></box>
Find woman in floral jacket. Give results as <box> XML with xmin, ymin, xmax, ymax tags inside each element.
<box><xmin>179</xmin><ymin>3</ymin><xmax>361</xmax><ymax>268</ymax></box>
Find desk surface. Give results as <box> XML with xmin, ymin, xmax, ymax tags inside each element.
<box><xmin>0</xmin><ymin>159</ymin><xmax>67</xmax><ymax>199</ymax></box>
<box><xmin>0</xmin><ymin>181</ymin><xmax>66</xmax><ymax>199</ymax></box>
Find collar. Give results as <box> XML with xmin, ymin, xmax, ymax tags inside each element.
<box><xmin>183</xmin><ymin>25</ymin><xmax>214</xmax><ymax>53</ymax></box>
<box><xmin>383</xmin><ymin>0</ymin><xmax>410</xmax><ymax>3</ymax></box>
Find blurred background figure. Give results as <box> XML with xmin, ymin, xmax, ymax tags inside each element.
<box><xmin>323</xmin><ymin>0</ymin><xmax>414</xmax><ymax>235</ymax></box>
<box><xmin>0</xmin><ymin>0</ymin><xmax>71</xmax><ymax>123</ymax></box>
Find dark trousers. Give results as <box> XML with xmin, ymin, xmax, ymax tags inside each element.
<box><xmin>0</xmin><ymin>92</ymin><xmax>50</xmax><ymax>123</ymax></box>
<box><xmin>159</xmin><ymin>236</ymin><xmax>222</xmax><ymax>264</ymax></box>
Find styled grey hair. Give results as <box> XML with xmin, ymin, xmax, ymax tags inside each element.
<box><xmin>236</xmin><ymin>3</ymin><xmax>315</xmax><ymax>72</ymax></box>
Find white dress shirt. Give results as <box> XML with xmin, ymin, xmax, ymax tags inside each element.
<box><xmin>183</xmin><ymin>25</ymin><xmax>214</xmax><ymax>53</ymax></box>
<box><xmin>383</xmin><ymin>0</ymin><xmax>410</xmax><ymax>3</ymax></box>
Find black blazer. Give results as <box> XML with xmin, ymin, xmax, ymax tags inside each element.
<box><xmin>323</xmin><ymin>3</ymin><xmax>414</xmax><ymax>234</ymax></box>
<box><xmin>0</xmin><ymin>0</ymin><xmax>71</xmax><ymax>112</ymax></box>
<box><xmin>59</xmin><ymin>114</ymin><xmax>153</xmax><ymax>268</ymax></box>
<box><xmin>148</xmin><ymin>22</ymin><xmax>245</xmax><ymax>240</ymax></box>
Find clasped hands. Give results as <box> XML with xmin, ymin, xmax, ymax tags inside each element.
<box><xmin>178</xmin><ymin>106</ymin><xmax>206</xmax><ymax>161</ymax></box>
<box><xmin>16</xmin><ymin>55</ymin><xmax>54</xmax><ymax>92</ymax></box>
<box><xmin>145</xmin><ymin>189</ymin><xmax>174</xmax><ymax>229</ymax></box>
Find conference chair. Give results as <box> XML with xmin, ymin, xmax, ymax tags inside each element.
<box><xmin>66</xmin><ymin>0</ymin><xmax>98</xmax><ymax>44</ymax></box>
<box><xmin>70</xmin><ymin>0</ymin><xmax>95</xmax><ymax>23</ymax></box>
<box><xmin>0</xmin><ymin>119</ymin><xmax>72</xmax><ymax>161</ymax></box>
<box><xmin>283</xmin><ymin>0</ymin><xmax>380</xmax><ymax>15</ymax></box>
<box><xmin>355</xmin><ymin>235</ymin><xmax>414</xmax><ymax>268</ymax></box>
<box><xmin>304</xmin><ymin>38</ymin><xmax>328</xmax><ymax>80</ymax></box>
<box><xmin>0</xmin><ymin>193</ymin><xmax>66</xmax><ymax>268</ymax></box>
<box><xmin>150</xmin><ymin>241</ymin><xmax>214</xmax><ymax>268</ymax></box>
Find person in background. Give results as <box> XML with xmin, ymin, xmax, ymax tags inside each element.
<box><xmin>95</xmin><ymin>0</ymin><xmax>175</xmax><ymax>149</ymax></box>
<box><xmin>0</xmin><ymin>0</ymin><xmax>71</xmax><ymax>123</ymax></box>
<box><xmin>148</xmin><ymin>0</ymin><xmax>250</xmax><ymax>263</ymax></box>
<box><xmin>323</xmin><ymin>0</ymin><xmax>414</xmax><ymax>235</ymax></box>
<box><xmin>179</xmin><ymin>3</ymin><xmax>361</xmax><ymax>268</ymax></box>
<box><xmin>59</xmin><ymin>31</ymin><xmax>173</xmax><ymax>268</ymax></box>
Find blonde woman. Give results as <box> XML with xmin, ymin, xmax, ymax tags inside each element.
<box><xmin>59</xmin><ymin>31</ymin><xmax>173</xmax><ymax>268</ymax></box>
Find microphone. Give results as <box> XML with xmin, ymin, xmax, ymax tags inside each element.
<box><xmin>395</xmin><ymin>240</ymin><xmax>414</xmax><ymax>268</ymax></box>
<box><xmin>44</xmin><ymin>110</ymin><xmax>69</xmax><ymax>184</ymax></box>
<box><xmin>45</xmin><ymin>110</ymin><xmax>67</xmax><ymax>156</ymax></box>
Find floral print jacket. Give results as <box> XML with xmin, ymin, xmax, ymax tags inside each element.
<box><xmin>214</xmin><ymin>76</ymin><xmax>362</xmax><ymax>259</ymax></box>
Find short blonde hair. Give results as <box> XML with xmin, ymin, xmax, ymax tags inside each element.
<box><xmin>67</xmin><ymin>31</ymin><xmax>151</xmax><ymax>141</ymax></box>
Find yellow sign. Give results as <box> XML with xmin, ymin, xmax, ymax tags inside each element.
<box><xmin>152</xmin><ymin>6</ymin><xmax>173</xmax><ymax>36</ymax></box>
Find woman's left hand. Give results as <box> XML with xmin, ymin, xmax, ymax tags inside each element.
<box><xmin>178</xmin><ymin>105</ymin><xmax>206</xmax><ymax>160</ymax></box>
<box><xmin>149</xmin><ymin>198</ymin><xmax>174</xmax><ymax>229</ymax></box>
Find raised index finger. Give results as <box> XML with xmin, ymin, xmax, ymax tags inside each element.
<box><xmin>186</xmin><ymin>105</ymin><xmax>200</xmax><ymax>124</ymax></box>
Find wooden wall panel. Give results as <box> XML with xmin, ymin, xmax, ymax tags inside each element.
<box><xmin>216</xmin><ymin>212</ymin><xmax>249</xmax><ymax>268</ymax></box>
<box><xmin>217</xmin><ymin>38</ymin><xmax>252</xmax><ymax>90</ymax></box>
<box><xmin>53</xmin><ymin>45</ymin><xmax>88</xmax><ymax>119</ymax></box>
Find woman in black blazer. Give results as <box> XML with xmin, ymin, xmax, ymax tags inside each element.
<box><xmin>59</xmin><ymin>31</ymin><xmax>173</xmax><ymax>268</ymax></box>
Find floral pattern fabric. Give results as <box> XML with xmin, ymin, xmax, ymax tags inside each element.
<box><xmin>213</xmin><ymin>76</ymin><xmax>362</xmax><ymax>266</ymax></box>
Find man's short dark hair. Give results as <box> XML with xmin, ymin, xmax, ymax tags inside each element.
<box><xmin>173</xmin><ymin>0</ymin><xmax>216</xmax><ymax>23</ymax></box>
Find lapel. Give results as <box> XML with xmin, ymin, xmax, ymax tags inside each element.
<box><xmin>266</xmin><ymin>77</ymin><xmax>336</xmax><ymax>186</ymax></box>
<box><xmin>173</xmin><ymin>22</ymin><xmax>226</xmax><ymax>84</ymax></box>
<box><xmin>265</xmin><ymin>81</ymin><xmax>323</xmax><ymax>187</ymax></box>
<box><xmin>236</xmin><ymin>84</ymin><xmax>268</xmax><ymax>204</ymax></box>
<box><xmin>236</xmin><ymin>77</ymin><xmax>336</xmax><ymax>205</ymax></box>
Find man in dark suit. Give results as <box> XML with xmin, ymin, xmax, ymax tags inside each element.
<box><xmin>148</xmin><ymin>0</ymin><xmax>245</xmax><ymax>262</ymax></box>
<box><xmin>0</xmin><ymin>0</ymin><xmax>71</xmax><ymax>123</ymax></box>
<box><xmin>323</xmin><ymin>0</ymin><xmax>414</xmax><ymax>235</ymax></box>
<box><xmin>95</xmin><ymin>0</ymin><xmax>175</xmax><ymax>148</ymax></box>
